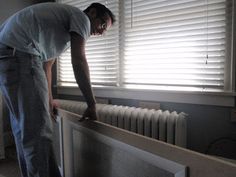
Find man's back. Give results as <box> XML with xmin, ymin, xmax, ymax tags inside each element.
<box><xmin>0</xmin><ymin>2</ymin><xmax>90</xmax><ymax>61</ymax></box>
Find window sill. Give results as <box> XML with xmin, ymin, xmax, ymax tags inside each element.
<box><xmin>57</xmin><ymin>86</ymin><xmax>236</xmax><ymax>107</ymax></box>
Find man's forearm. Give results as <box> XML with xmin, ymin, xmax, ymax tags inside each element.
<box><xmin>70</xmin><ymin>32</ymin><xmax>96</xmax><ymax>108</ymax></box>
<box><xmin>72</xmin><ymin>60</ymin><xmax>96</xmax><ymax>107</ymax></box>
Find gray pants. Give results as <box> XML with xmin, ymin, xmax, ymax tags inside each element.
<box><xmin>0</xmin><ymin>44</ymin><xmax>61</xmax><ymax>177</ymax></box>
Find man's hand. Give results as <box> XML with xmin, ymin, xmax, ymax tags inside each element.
<box><xmin>79</xmin><ymin>105</ymin><xmax>98</xmax><ymax>121</ymax></box>
<box><xmin>49</xmin><ymin>99</ymin><xmax>59</xmax><ymax>121</ymax></box>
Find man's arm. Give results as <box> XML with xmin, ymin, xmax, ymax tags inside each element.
<box><xmin>70</xmin><ymin>32</ymin><xmax>97</xmax><ymax>120</ymax></box>
<box><xmin>43</xmin><ymin>59</ymin><xmax>58</xmax><ymax>120</ymax></box>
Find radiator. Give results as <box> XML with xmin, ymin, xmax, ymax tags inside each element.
<box><xmin>57</xmin><ymin>99</ymin><xmax>187</xmax><ymax>148</ymax></box>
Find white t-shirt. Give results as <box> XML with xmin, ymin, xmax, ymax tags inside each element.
<box><xmin>0</xmin><ymin>2</ymin><xmax>91</xmax><ymax>61</ymax></box>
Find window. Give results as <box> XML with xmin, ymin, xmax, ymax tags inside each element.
<box><xmin>57</xmin><ymin>0</ymin><xmax>119</xmax><ymax>87</ymax></box>
<box><xmin>57</xmin><ymin>0</ymin><xmax>234</xmax><ymax>93</ymax></box>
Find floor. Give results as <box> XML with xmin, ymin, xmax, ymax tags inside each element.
<box><xmin>0</xmin><ymin>146</ymin><xmax>21</xmax><ymax>177</ymax></box>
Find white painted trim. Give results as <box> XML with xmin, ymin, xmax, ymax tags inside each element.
<box><xmin>57</xmin><ymin>86</ymin><xmax>235</xmax><ymax>107</ymax></box>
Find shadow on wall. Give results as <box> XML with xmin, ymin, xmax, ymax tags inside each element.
<box><xmin>206</xmin><ymin>137</ymin><xmax>236</xmax><ymax>160</ymax></box>
<box><xmin>0</xmin><ymin>0</ymin><xmax>55</xmax><ymax>23</ymax></box>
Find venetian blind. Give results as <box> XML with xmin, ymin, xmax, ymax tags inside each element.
<box><xmin>57</xmin><ymin>0</ymin><xmax>119</xmax><ymax>87</ymax></box>
<box><xmin>122</xmin><ymin>0</ymin><xmax>233</xmax><ymax>91</ymax></box>
<box><xmin>57</xmin><ymin>0</ymin><xmax>233</xmax><ymax>92</ymax></box>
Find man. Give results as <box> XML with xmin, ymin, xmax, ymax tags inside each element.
<box><xmin>0</xmin><ymin>2</ymin><xmax>115</xmax><ymax>177</ymax></box>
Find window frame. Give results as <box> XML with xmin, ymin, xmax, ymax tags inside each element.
<box><xmin>56</xmin><ymin>0</ymin><xmax>236</xmax><ymax>106</ymax></box>
<box><xmin>57</xmin><ymin>85</ymin><xmax>235</xmax><ymax>106</ymax></box>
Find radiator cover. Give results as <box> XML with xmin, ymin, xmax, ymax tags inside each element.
<box><xmin>56</xmin><ymin>99</ymin><xmax>187</xmax><ymax>147</ymax></box>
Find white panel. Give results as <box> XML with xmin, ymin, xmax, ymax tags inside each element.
<box><xmin>58</xmin><ymin>108</ymin><xmax>236</xmax><ymax>177</ymax></box>
<box><xmin>67</xmin><ymin>118</ymin><xmax>186</xmax><ymax>177</ymax></box>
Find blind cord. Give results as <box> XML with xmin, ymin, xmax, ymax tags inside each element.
<box><xmin>131</xmin><ymin>0</ymin><xmax>133</xmax><ymax>28</ymax></box>
<box><xmin>206</xmin><ymin>0</ymin><xmax>209</xmax><ymax>65</ymax></box>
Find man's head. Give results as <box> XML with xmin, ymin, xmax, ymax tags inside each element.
<box><xmin>84</xmin><ymin>3</ymin><xmax>115</xmax><ymax>36</ymax></box>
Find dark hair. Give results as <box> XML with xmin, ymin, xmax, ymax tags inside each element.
<box><xmin>84</xmin><ymin>3</ymin><xmax>116</xmax><ymax>24</ymax></box>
